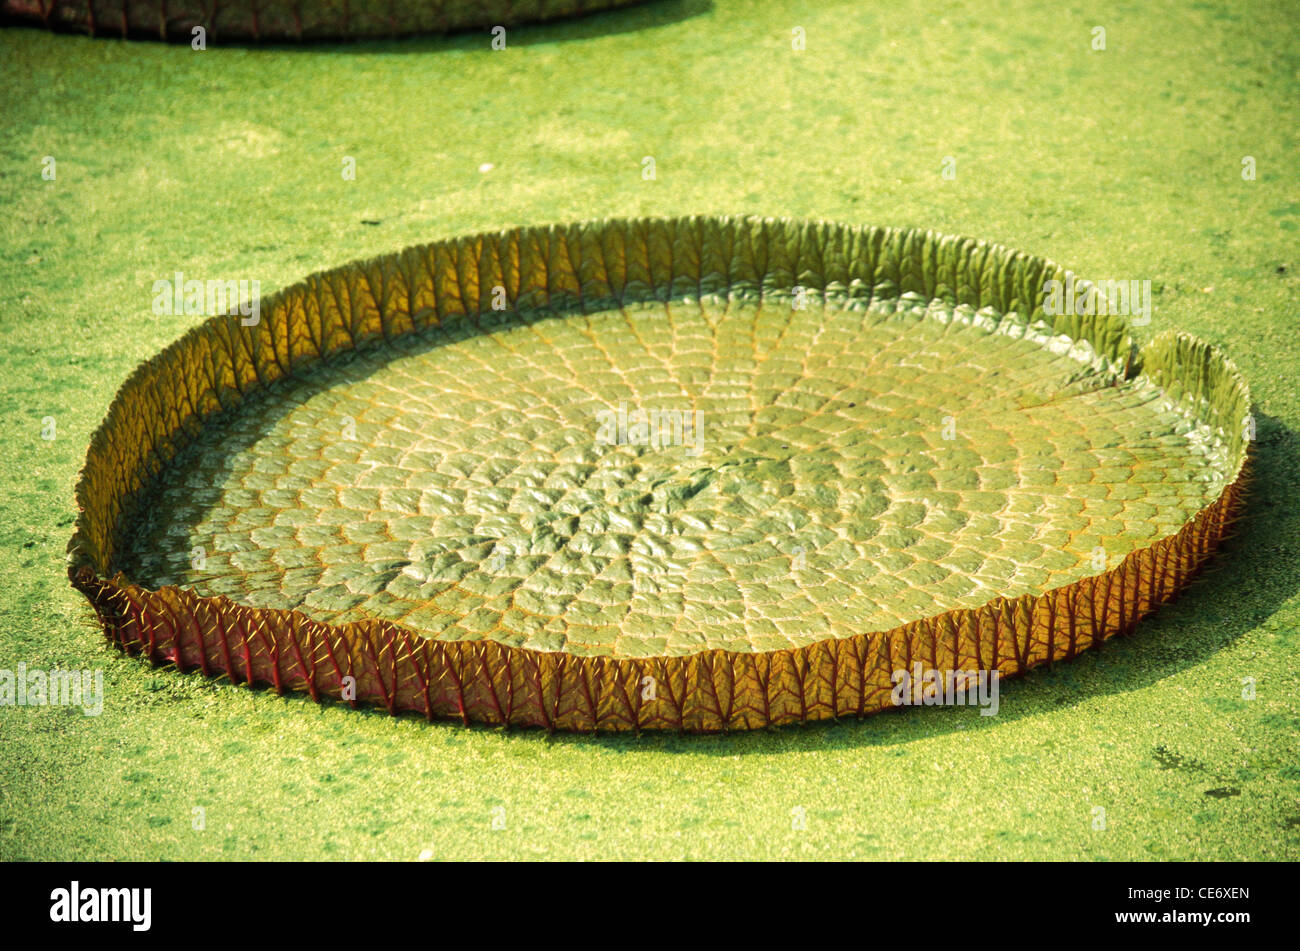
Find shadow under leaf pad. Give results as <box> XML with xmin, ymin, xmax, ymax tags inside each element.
<box><xmin>69</xmin><ymin>216</ymin><xmax>1252</xmax><ymax>732</ymax></box>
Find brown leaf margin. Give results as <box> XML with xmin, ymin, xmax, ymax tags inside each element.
<box><xmin>1</xmin><ymin>0</ymin><xmax>645</xmax><ymax>42</ymax></box>
<box><xmin>68</xmin><ymin>215</ymin><xmax>1252</xmax><ymax>732</ymax></box>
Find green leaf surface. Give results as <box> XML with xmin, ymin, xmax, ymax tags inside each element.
<box><xmin>69</xmin><ymin>216</ymin><xmax>1252</xmax><ymax>729</ymax></box>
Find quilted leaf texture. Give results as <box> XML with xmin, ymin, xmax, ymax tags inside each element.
<box><xmin>1</xmin><ymin>0</ymin><xmax>644</xmax><ymax>41</ymax></box>
<box><xmin>69</xmin><ymin>216</ymin><xmax>1252</xmax><ymax>732</ymax></box>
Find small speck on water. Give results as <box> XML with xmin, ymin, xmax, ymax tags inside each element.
<box><xmin>1204</xmin><ymin>787</ymin><xmax>1241</xmax><ymax>799</ymax></box>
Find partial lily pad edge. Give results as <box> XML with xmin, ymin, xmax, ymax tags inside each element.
<box><xmin>0</xmin><ymin>0</ymin><xmax>648</xmax><ymax>42</ymax></box>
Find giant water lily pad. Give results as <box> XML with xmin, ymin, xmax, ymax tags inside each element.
<box><xmin>69</xmin><ymin>216</ymin><xmax>1251</xmax><ymax>731</ymax></box>
<box><xmin>1</xmin><ymin>0</ymin><xmax>645</xmax><ymax>41</ymax></box>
